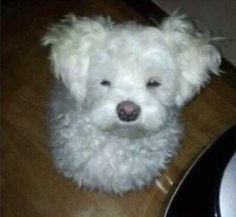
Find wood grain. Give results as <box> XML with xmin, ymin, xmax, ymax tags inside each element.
<box><xmin>2</xmin><ymin>1</ymin><xmax>236</xmax><ymax>217</ymax></box>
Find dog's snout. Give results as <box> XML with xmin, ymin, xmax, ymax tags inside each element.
<box><xmin>116</xmin><ymin>101</ymin><xmax>141</xmax><ymax>122</ymax></box>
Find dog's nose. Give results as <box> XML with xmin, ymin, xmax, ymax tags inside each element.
<box><xmin>116</xmin><ymin>101</ymin><xmax>141</xmax><ymax>122</ymax></box>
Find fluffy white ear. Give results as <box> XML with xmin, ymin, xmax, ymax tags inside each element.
<box><xmin>42</xmin><ymin>14</ymin><xmax>112</xmax><ymax>100</ymax></box>
<box><xmin>160</xmin><ymin>14</ymin><xmax>221</xmax><ymax>107</ymax></box>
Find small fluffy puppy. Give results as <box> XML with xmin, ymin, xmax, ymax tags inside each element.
<box><xmin>43</xmin><ymin>14</ymin><xmax>221</xmax><ymax>194</ymax></box>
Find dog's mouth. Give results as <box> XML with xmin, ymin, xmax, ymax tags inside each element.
<box><xmin>102</xmin><ymin>122</ymin><xmax>151</xmax><ymax>139</ymax></box>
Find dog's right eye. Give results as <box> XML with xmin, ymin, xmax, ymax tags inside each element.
<box><xmin>100</xmin><ymin>80</ymin><xmax>111</xmax><ymax>87</ymax></box>
<box><xmin>146</xmin><ymin>80</ymin><xmax>160</xmax><ymax>88</ymax></box>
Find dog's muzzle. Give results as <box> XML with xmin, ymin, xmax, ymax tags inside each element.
<box><xmin>116</xmin><ymin>101</ymin><xmax>141</xmax><ymax>122</ymax></box>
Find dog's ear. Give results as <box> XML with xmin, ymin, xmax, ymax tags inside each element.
<box><xmin>160</xmin><ymin>14</ymin><xmax>221</xmax><ymax>107</ymax></box>
<box><xmin>42</xmin><ymin>14</ymin><xmax>111</xmax><ymax>100</ymax></box>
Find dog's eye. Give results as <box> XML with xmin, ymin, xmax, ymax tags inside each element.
<box><xmin>100</xmin><ymin>80</ymin><xmax>111</xmax><ymax>86</ymax></box>
<box><xmin>146</xmin><ymin>80</ymin><xmax>160</xmax><ymax>88</ymax></box>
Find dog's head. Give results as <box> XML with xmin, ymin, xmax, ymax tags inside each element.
<box><xmin>43</xmin><ymin>14</ymin><xmax>221</xmax><ymax>132</ymax></box>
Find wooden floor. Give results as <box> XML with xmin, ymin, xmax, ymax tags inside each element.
<box><xmin>2</xmin><ymin>0</ymin><xmax>236</xmax><ymax>217</ymax></box>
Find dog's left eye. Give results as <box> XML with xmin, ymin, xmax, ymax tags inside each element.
<box><xmin>100</xmin><ymin>80</ymin><xmax>111</xmax><ymax>87</ymax></box>
<box><xmin>146</xmin><ymin>80</ymin><xmax>160</xmax><ymax>88</ymax></box>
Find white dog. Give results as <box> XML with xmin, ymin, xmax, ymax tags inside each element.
<box><xmin>43</xmin><ymin>14</ymin><xmax>221</xmax><ymax>194</ymax></box>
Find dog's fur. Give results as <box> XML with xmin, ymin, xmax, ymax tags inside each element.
<box><xmin>43</xmin><ymin>14</ymin><xmax>221</xmax><ymax>194</ymax></box>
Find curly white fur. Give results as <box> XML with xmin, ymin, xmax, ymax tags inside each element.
<box><xmin>43</xmin><ymin>14</ymin><xmax>221</xmax><ymax>194</ymax></box>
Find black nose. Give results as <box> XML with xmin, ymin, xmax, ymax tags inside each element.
<box><xmin>116</xmin><ymin>101</ymin><xmax>141</xmax><ymax>122</ymax></box>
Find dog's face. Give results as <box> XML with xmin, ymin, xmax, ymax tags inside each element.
<box><xmin>85</xmin><ymin>30</ymin><xmax>178</xmax><ymax>132</ymax></box>
<box><xmin>43</xmin><ymin>15</ymin><xmax>221</xmax><ymax>133</ymax></box>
